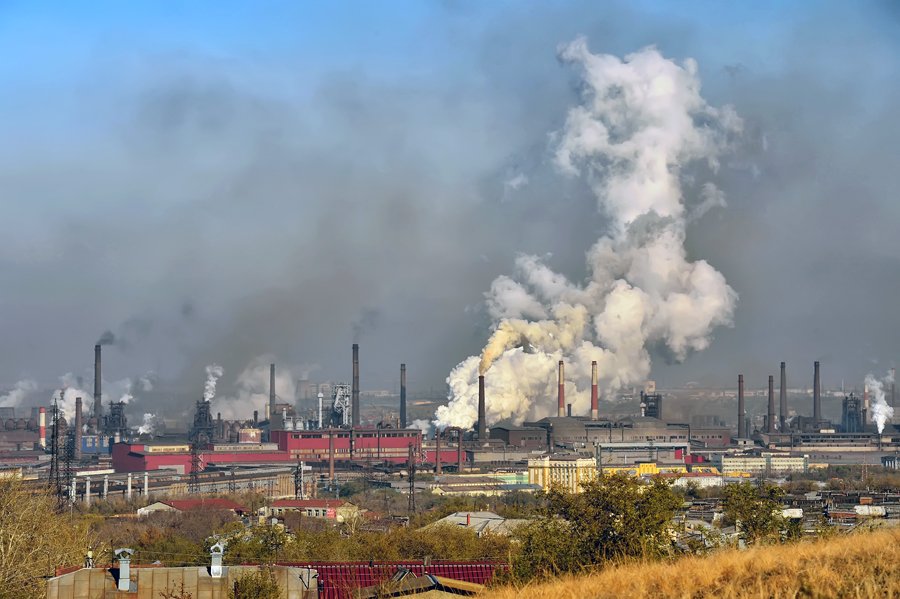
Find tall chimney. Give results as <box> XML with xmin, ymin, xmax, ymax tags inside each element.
<box><xmin>737</xmin><ymin>374</ymin><xmax>745</xmax><ymax>438</ymax></box>
<box><xmin>93</xmin><ymin>344</ymin><xmax>102</xmax><ymax>420</ymax></box>
<box><xmin>352</xmin><ymin>344</ymin><xmax>360</xmax><ymax>427</ymax></box>
<box><xmin>557</xmin><ymin>361</ymin><xmax>566</xmax><ymax>418</ymax></box>
<box><xmin>813</xmin><ymin>361</ymin><xmax>821</xmax><ymax>425</ymax></box>
<box><xmin>74</xmin><ymin>398</ymin><xmax>83</xmax><ymax>460</ymax></box>
<box><xmin>328</xmin><ymin>430</ymin><xmax>335</xmax><ymax>482</ymax></box>
<box><xmin>400</xmin><ymin>364</ymin><xmax>407</xmax><ymax>429</ymax></box>
<box><xmin>779</xmin><ymin>362</ymin><xmax>787</xmax><ymax>431</ymax></box>
<box><xmin>269</xmin><ymin>363</ymin><xmax>276</xmax><ymax>421</ymax></box>
<box><xmin>435</xmin><ymin>431</ymin><xmax>442</xmax><ymax>475</ymax></box>
<box><xmin>38</xmin><ymin>407</ymin><xmax>46</xmax><ymax>449</ymax></box>
<box><xmin>456</xmin><ymin>428</ymin><xmax>463</xmax><ymax>472</ymax></box>
<box><xmin>477</xmin><ymin>375</ymin><xmax>486</xmax><ymax>440</ymax></box>
<box><xmin>767</xmin><ymin>375</ymin><xmax>776</xmax><ymax>433</ymax></box>
<box><xmin>590</xmin><ymin>361</ymin><xmax>599</xmax><ymax>421</ymax></box>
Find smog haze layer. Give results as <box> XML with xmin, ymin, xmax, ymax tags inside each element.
<box><xmin>2</xmin><ymin>1</ymin><xmax>899</xmax><ymax>419</ymax></box>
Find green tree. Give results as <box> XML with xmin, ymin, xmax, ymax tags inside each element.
<box><xmin>510</xmin><ymin>474</ymin><xmax>682</xmax><ymax>582</ymax></box>
<box><xmin>722</xmin><ymin>482</ymin><xmax>785</xmax><ymax>545</ymax></box>
<box><xmin>228</xmin><ymin>568</ymin><xmax>280</xmax><ymax>599</ymax></box>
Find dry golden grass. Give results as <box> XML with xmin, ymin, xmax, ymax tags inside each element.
<box><xmin>486</xmin><ymin>527</ymin><xmax>900</xmax><ymax>599</ymax></box>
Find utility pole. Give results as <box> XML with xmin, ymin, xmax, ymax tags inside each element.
<box><xmin>294</xmin><ymin>460</ymin><xmax>309</xmax><ymax>500</ymax></box>
<box><xmin>407</xmin><ymin>443</ymin><xmax>416</xmax><ymax>514</ymax></box>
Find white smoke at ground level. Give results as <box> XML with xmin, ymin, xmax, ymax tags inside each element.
<box><xmin>865</xmin><ymin>371</ymin><xmax>894</xmax><ymax>434</ymax></box>
<box><xmin>436</xmin><ymin>40</ymin><xmax>740</xmax><ymax>429</ymax></box>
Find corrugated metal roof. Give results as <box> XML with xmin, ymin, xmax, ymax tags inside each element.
<box><xmin>276</xmin><ymin>560</ymin><xmax>507</xmax><ymax>599</ymax></box>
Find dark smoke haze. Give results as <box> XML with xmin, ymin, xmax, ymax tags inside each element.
<box><xmin>1</xmin><ymin>1</ymin><xmax>899</xmax><ymax>418</ymax></box>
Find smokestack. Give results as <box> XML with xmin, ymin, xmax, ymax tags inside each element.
<box><xmin>435</xmin><ymin>431</ymin><xmax>441</xmax><ymax>475</ymax></box>
<box><xmin>767</xmin><ymin>375</ymin><xmax>776</xmax><ymax>433</ymax></box>
<box><xmin>557</xmin><ymin>361</ymin><xmax>566</xmax><ymax>418</ymax></box>
<box><xmin>813</xmin><ymin>361</ymin><xmax>821</xmax><ymax>424</ymax></box>
<box><xmin>400</xmin><ymin>364</ymin><xmax>407</xmax><ymax>429</ymax></box>
<box><xmin>352</xmin><ymin>344</ymin><xmax>360</xmax><ymax>427</ymax></box>
<box><xmin>93</xmin><ymin>344</ymin><xmax>102</xmax><ymax>420</ymax></box>
<box><xmin>253</xmin><ymin>410</ymin><xmax>258</xmax><ymax>424</ymax></box>
<box><xmin>456</xmin><ymin>428</ymin><xmax>463</xmax><ymax>472</ymax></box>
<box><xmin>567</xmin><ymin>403</ymin><xmax>572</xmax><ymax>417</ymax></box>
<box><xmin>38</xmin><ymin>407</ymin><xmax>46</xmax><ymax>449</ymax></box>
<box><xmin>269</xmin><ymin>363</ymin><xmax>276</xmax><ymax>422</ymax></box>
<box><xmin>779</xmin><ymin>362</ymin><xmax>787</xmax><ymax>431</ymax></box>
<box><xmin>477</xmin><ymin>375</ymin><xmax>486</xmax><ymax>440</ymax></box>
<box><xmin>74</xmin><ymin>398</ymin><xmax>83</xmax><ymax>460</ymax></box>
<box><xmin>590</xmin><ymin>361</ymin><xmax>599</xmax><ymax>421</ymax></box>
<box><xmin>737</xmin><ymin>374</ymin><xmax>745</xmax><ymax>439</ymax></box>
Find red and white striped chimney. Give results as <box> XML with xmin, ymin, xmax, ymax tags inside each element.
<box><xmin>557</xmin><ymin>360</ymin><xmax>566</xmax><ymax>417</ymax></box>
<box><xmin>590</xmin><ymin>360</ymin><xmax>599</xmax><ymax>420</ymax></box>
<box><xmin>38</xmin><ymin>407</ymin><xmax>46</xmax><ymax>448</ymax></box>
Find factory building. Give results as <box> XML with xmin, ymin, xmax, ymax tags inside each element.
<box><xmin>718</xmin><ymin>453</ymin><xmax>809</xmax><ymax>475</ymax></box>
<box><xmin>527</xmin><ymin>455</ymin><xmax>598</xmax><ymax>493</ymax></box>
<box><xmin>112</xmin><ymin>427</ymin><xmax>422</xmax><ymax>473</ymax></box>
<box><xmin>488</xmin><ymin>425</ymin><xmax>548</xmax><ymax>450</ymax></box>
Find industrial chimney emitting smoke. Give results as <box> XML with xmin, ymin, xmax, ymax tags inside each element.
<box><xmin>93</xmin><ymin>344</ymin><xmax>102</xmax><ymax>420</ymax></box>
<box><xmin>557</xmin><ymin>360</ymin><xmax>566</xmax><ymax>418</ymax></box>
<box><xmin>400</xmin><ymin>363</ymin><xmax>407</xmax><ymax>429</ymax></box>
<box><xmin>767</xmin><ymin>375</ymin><xmax>776</xmax><ymax>433</ymax></box>
<box><xmin>477</xmin><ymin>375</ymin><xmax>486</xmax><ymax>440</ymax></box>
<box><xmin>737</xmin><ymin>374</ymin><xmax>745</xmax><ymax>439</ymax></box>
<box><xmin>813</xmin><ymin>361</ymin><xmax>821</xmax><ymax>425</ymax></box>
<box><xmin>779</xmin><ymin>361</ymin><xmax>787</xmax><ymax>431</ymax></box>
<box><xmin>590</xmin><ymin>361</ymin><xmax>599</xmax><ymax>421</ymax></box>
<box><xmin>352</xmin><ymin>344</ymin><xmax>360</xmax><ymax>427</ymax></box>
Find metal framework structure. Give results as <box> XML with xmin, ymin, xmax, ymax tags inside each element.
<box><xmin>407</xmin><ymin>443</ymin><xmax>416</xmax><ymax>514</ymax></box>
<box><xmin>48</xmin><ymin>397</ymin><xmax>65</xmax><ymax>506</ymax></box>
<box><xmin>189</xmin><ymin>433</ymin><xmax>206</xmax><ymax>494</ymax></box>
<box><xmin>331</xmin><ymin>383</ymin><xmax>352</xmax><ymax>427</ymax></box>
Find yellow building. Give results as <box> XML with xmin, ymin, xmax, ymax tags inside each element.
<box><xmin>603</xmin><ymin>462</ymin><xmax>687</xmax><ymax>477</ymax></box>
<box><xmin>528</xmin><ymin>455</ymin><xmax>598</xmax><ymax>493</ymax></box>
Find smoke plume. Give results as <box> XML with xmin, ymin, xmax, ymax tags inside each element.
<box><xmin>137</xmin><ymin>413</ymin><xmax>158</xmax><ymax>435</ymax></box>
<box><xmin>435</xmin><ymin>40</ymin><xmax>740</xmax><ymax>429</ymax></box>
<box><xmin>203</xmin><ymin>364</ymin><xmax>224</xmax><ymax>402</ymax></box>
<box><xmin>0</xmin><ymin>379</ymin><xmax>38</xmax><ymax>409</ymax></box>
<box><xmin>865</xmin><ymin>371</ymin><xmax>894</xmax><ymax>434</ymax></box>
<box><xmin>212</xmin><ymin>357</ymin><xmax>297</xmax><ymax>419</ymax></box>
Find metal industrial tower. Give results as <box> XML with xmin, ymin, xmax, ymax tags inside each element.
<box><xmin>407</xmin><ymin>443</ymin><xmax>416</xmax><ymax>514</ymax></box>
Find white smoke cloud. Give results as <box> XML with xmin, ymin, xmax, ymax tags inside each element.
<box><xmin>410</xmin><ymin>418</ymin><xmax>433</xmax><ymax>437</ymax></box>
<box><xmin>137</xmin><ymin>413</ymin><xmax>158</xmax><ymax>435</ymax></box>
<box><xmin>436</xmin><ymin>40</ymin><xmax>741</xmax><ymax>429</ymax></box>
<box><xmin>0</xmin><ymin>379</ymin><xmax>38</xmax><ymax>409</ymax></box>
<box><xmin>203</xmin><ymin>364</ymin><xmax>224</xmax><ymax>402</ymax></box>
<box><xmin>865</xmin><ymin>371</ymin><xmax>894</xmax><ymax>434</ymax></box>
<box><xmin>213</xmin><ymin>357</ymin><xmax>296</xmax><ymax>420</ymax></box>
<box><xmin>52</xmin><ymin>373</ymin><xmax>91</xmax><ymax>420</ymax></box>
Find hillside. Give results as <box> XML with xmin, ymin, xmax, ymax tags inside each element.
<box><xmin>486</xmin><ymin>527</ymin><xmax>900</xmax><ymax>599</ymax></box>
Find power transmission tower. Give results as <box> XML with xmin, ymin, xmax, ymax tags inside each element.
<box><xmin>48</xmin><ymin>397</ymin><xmax>64</xmax><ymax>507</ymax></box>
<box><xmin>189</xmin><ymin>433</ymin><xmax>205</xmax><ymax>494</ymax></box>
<box><xmin>407</xmin><ymin>443</ymin><xmax>416</xmax><ymax>514</ymax></box>
<box><xmin>228</xmin><ymin>469</ymin><xmax>237</xmax><ymax>494</ymax></box>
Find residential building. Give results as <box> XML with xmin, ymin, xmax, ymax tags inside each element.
<box><xmin>421</xmin><ymin>511</ymin><xmax>529</xmax><ymax>537</ymax></box>
<box><xmin>719</xmin><ymin>453</ymin><xmax>809</xmax><ymax>475</ymax></box>
<box><xmin>266</xmin><ymin>498</ymin><xmax>359</xmax><ymax>522</ymax></box>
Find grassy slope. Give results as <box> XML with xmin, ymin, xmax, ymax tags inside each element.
<box><xmin>486</xmin><ymin>527</ymin><xmax>900</xmax><ymax>599</ymax></box>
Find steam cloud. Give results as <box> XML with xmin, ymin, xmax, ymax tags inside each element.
<box><xmin>203</xmin><ymin>364</ymin><xmax>224</xmax><ymax>402</ymax></box>
<box><xmin>0</xmin><ymin>379</ymin><xmax>38</xmax><ymax>408</ymax></box>
<box><xmin>435</xmin><ymin>40</ymin><xmax>741</xmax><ymax>429</ymax></box>
<box><xmin>864</xmin><ymin>371</ymin><xmax>895</xmax><ymax>434</ymax></box>
<box><xmin>212</xmin><ymin>357</ymin><xmax>297</xmax><ymax>420</ymax></box>
<box><xmin>137</xmin><ymin>413</ymin><xmax>158</xmax><ymax>435</ymax></box>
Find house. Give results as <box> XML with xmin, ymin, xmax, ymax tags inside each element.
<box><xmin>136</xmin><ymin>497</ymin><xmax>248</xmax><ymax>517</ymax></box>
<box><xmin>420</xmin><ymin>512</ymin><xmax>529</xmax><ymax>537</ymax></box>
<box><xmin>266</xmin><ymin>498</ymin><xmax>360</xmax><ymax>522</ymax></box>
<box><xmin>46</xmin><ymin>545</ymin><xmax>318</xmax><ymax>598</ymax></box>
